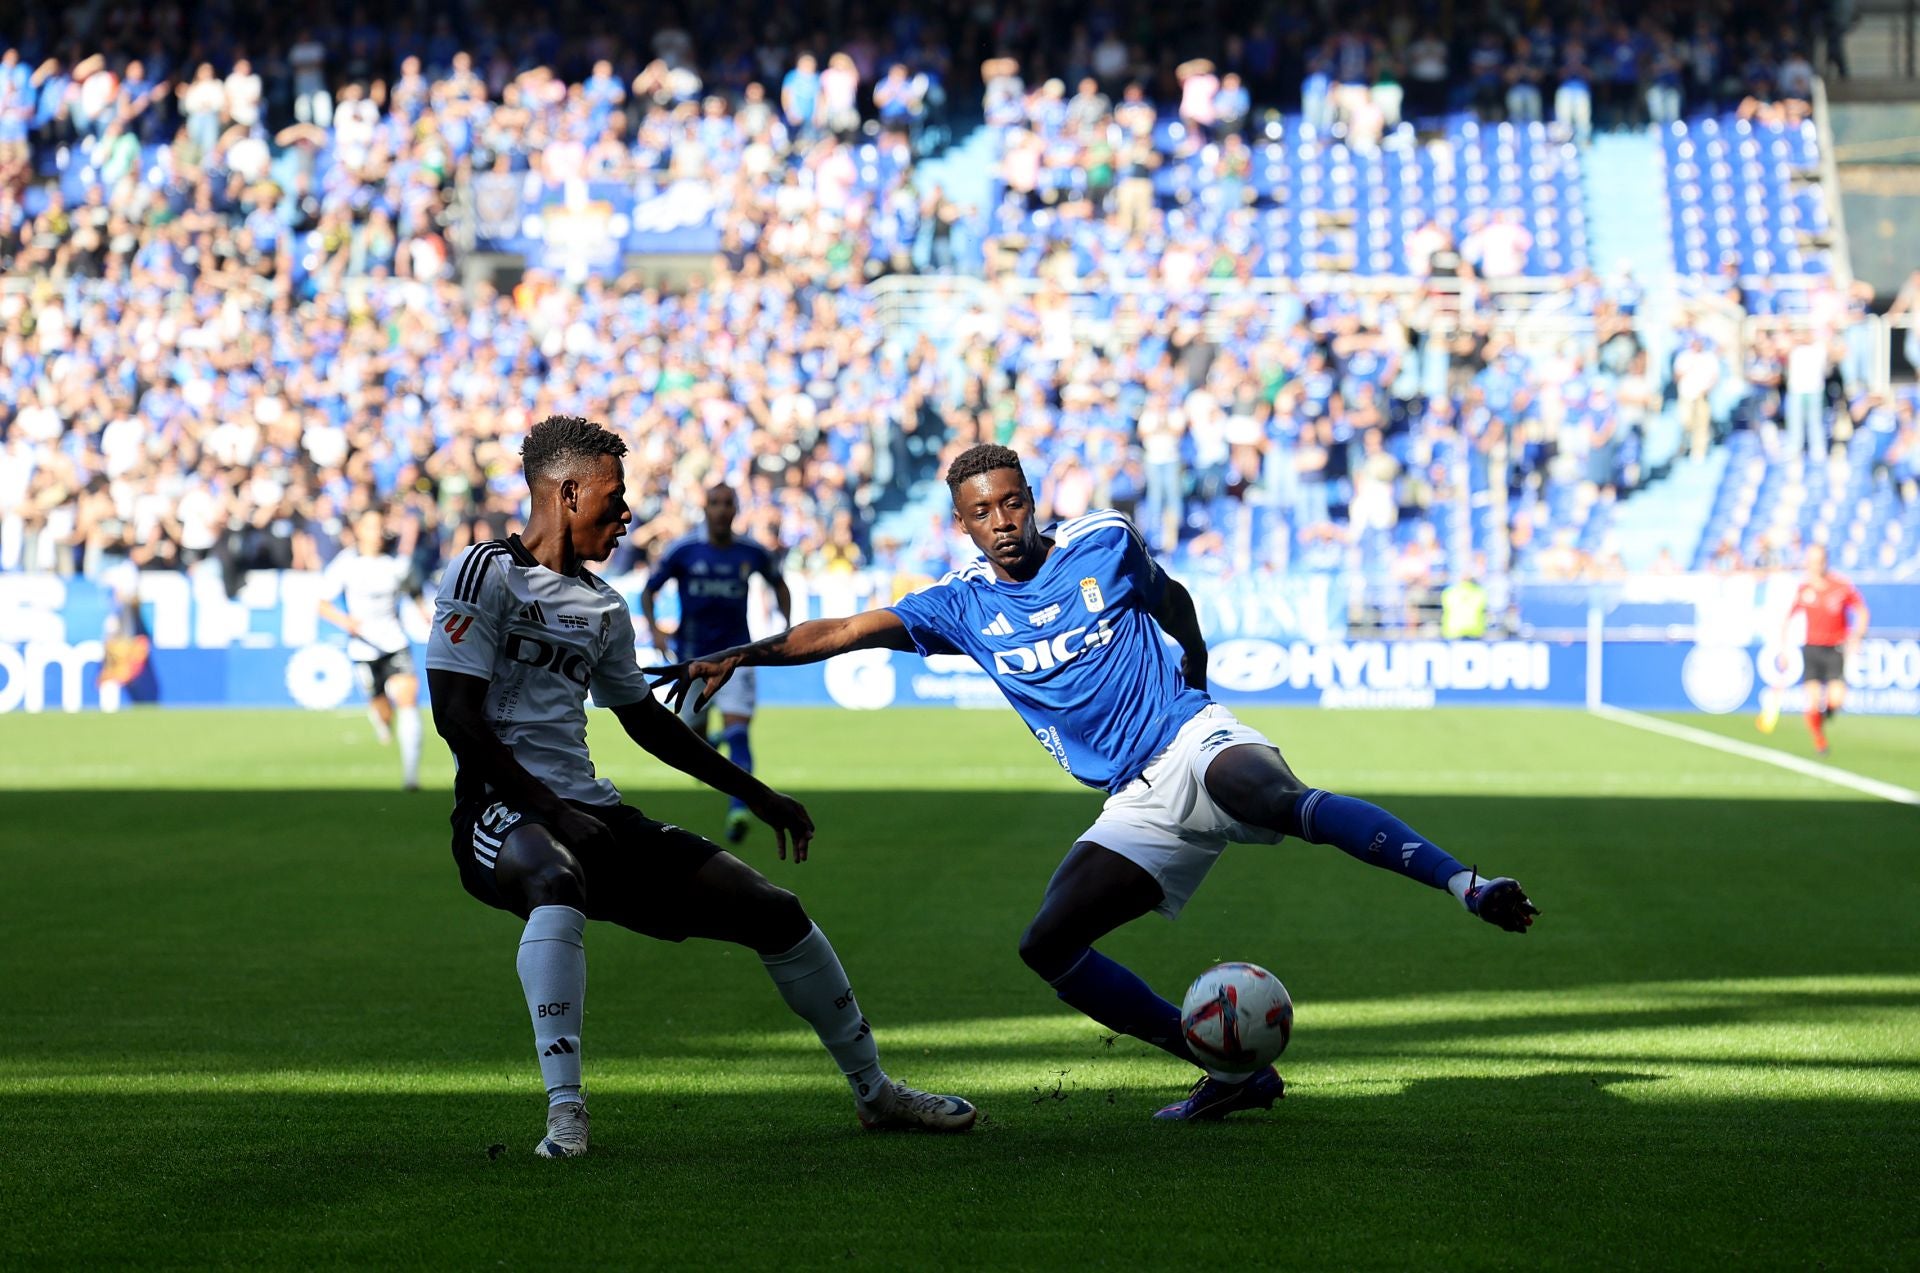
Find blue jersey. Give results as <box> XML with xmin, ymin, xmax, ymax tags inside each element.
<box><xmin>644</xmin><ymin>535</ymin><xmax>778</xmax><ymax>658</ymax></box>
<box><xmin>888</xmin><ymin>510</ymin><xmax>1210</xmax><ymax>792</ymax></box>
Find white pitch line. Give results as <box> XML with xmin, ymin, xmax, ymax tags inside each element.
<box><xmin>1588</xmin><ymin>703</ymin><xmax>1920</xmax><ymax>807</ymax></box>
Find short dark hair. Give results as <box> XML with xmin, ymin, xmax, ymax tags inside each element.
<box><xmin>944</xmin><ymin>443</ymin><xmax>1024</xmax><ymax>494</ymax></box>
<box><xmin>521</xmin><ymin>416</ymin><xmax>627</xmax><ymax>486</ymax></box>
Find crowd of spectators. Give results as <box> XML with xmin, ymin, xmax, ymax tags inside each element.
<box><xmin>971</xmin><ymin>1</ymin><xmax>1835</xmax><ymax>147</ymax></box>
<box><xmin>0</xmin><ymin>0</ymin><xmax>1908</xmax><ymax>606</ymax></box>
<box><xmin>0</xmin><ymin>0</ymin><xmax>977</xmax><ymax>588</ymax></box>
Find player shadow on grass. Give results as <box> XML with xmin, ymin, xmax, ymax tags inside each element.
<box><xmin>10</xmin><ymin>1070</ymin><xmax>1916</xmax><ymax>1270</ymax></box>
<box><xmin>22</xmin><ymin>787</ymin><xmax>1920</xmax><ymax>1077</ymax></box>
<box><xmin>991</xmin><ymin>1059</ymin><xmax>1664</xmax><ymax>1124</ymax></box>
<box><xmin>1292</xmin><ymin>988</ymin><xmax>1920</xmax><ymax>1064</ymax></box>
<box><xmin>624</xmin><ymin>978</ymin><xmax>1920</xmax><ymax>1091</ymax></box>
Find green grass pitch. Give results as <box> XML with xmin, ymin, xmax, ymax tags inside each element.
<box><xmin>3</xmin><ymin>705</ymin><xmax>1917</xmax><ymax>1270</ymax></box>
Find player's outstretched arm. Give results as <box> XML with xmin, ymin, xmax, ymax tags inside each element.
<box><xmin>609</xmin><ymin>696</ymin><xmax>816</xmax><ymax>861</ymax></box>
<box><xmin>317</xmin><ymin>597</ymin><xmax>359</xmax><ymax>638</ymax></box>
<box><xmin>1149</xmin><ymin>576</ymin><xmax>1210</xmax><ymax>692</ymax></box>
<box><xmin>426</xmin><ymin>669</ymin><xmax>615</xmax><ymax>853</ymax></box>
<box><xmin>636</xmin><ymin>587</ymin><xmax>666</xmax><ymax>657</ymax></box>
<box><xmin>646</xmin><ymin>608</ymin><xmax>916</xmax><ymax>714</ymax></box>
<box><xmin>768</xmin><ymin>571</ymin><xmax>794</xmax><ymax>625</ymax></box>
<box><xmin>1848</xmin><ymin>595</ymin><xmax>1871</xmax><ymax>655</ymax></box>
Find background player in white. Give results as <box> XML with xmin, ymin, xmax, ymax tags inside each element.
<box><xmin>319</xmin><ymin>508</ymin><xmax>426</xmax><ymax>789</ymax></box>
<box><xmin>653</xmin><ymin>443</ymin><xmax>1539</xmax><ymax>1122</ymax></box>
<box><xmin>426</xmin><ymin>416</ymin><xmax>975</xmax><ymax>1159</ymax></box>
<box><xmin>639</xmin><ymin>483</ymin><xmax>791</xmax><ymax>844</ymax></box>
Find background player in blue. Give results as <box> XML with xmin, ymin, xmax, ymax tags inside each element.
<box><xmin>652</xmin><ymin>443</ymin><xmax>1540</xmax><ymax>1122</ymax></box>
<box><xmin>640</xmin><ymin>484</ymin><xmax>792</xmax><ymax>844</ymax></box>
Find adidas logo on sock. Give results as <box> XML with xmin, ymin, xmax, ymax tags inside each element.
<box><xmin>543</xmin><ymin>1038</ymin><xmax>576</xmax><ymax>1057</ymax></box>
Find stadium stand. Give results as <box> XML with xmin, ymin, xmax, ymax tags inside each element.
<box><xmin>1</xmin><ymin>1</ymin><xmax>1913</xmax><ymax>637</ymax></box>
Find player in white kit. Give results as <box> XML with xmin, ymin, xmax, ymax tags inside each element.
<box><xmin>426</xmin><ymin>416</ymin><xmax>975</xmax><ymax>1158</ymax></box>
<box><xmin>319</xmin><ymin>509</ymin><xmax>426</xmax><ymax>789</ymax></box>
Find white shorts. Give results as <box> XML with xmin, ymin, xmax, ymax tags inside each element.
<box><xmin>679</xmin><ymin>666</ymin><xmax>757</xmax><ymax>725</ymax></box>
<box><xmin>1078</xmin><ymin>705</ymin><xmax>1283</xmax><ymax>919</ymax></box>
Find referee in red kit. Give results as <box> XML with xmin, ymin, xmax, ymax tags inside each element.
<box><xmin>1779</xmin><ymin>545</ymin><xmax>1870</xmax><ymax>756</ymax></box>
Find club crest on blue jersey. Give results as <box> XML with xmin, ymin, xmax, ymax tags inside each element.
<box><xmin>1079</xmin><ymin>577</ymin><xmax>1105</xmax><ymax>612</ymax></box>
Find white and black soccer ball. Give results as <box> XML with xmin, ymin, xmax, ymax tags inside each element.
<box><xmin>1180</xmin><ymin>962</ymin><xmax>1294</xmax><ymax>1071</ymax></box>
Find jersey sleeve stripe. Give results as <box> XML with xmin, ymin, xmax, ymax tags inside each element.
<box><xmin>473</xmin><ymin>544</ymin><xmax>509</xmax><ymax>600</ymax></box>
<box><xmin>456</xmin><ymin>544</ymin><xmax>506</xmax><ymax>604</ymax></box>
<box><xmin>451</xmin><ymin>546</ymin><xmax>485</xmax><ymax>603</ymax></box>
<box><xmin>936</xmin><ymin>560</ymin><xmax>993</xmax><ymax>587</ymax></box>
<box><xmin>453</xmin><ymin>549</ymin><xmax>483</xmax><ymax>603</ymax></box>
<box><xmin>1060</xmin><ymin>510</ymin><xmax>1129</xmax><ymax>532</ymax></box>
<box><xmin>1057</xmin><ymin>511</ymin><xmax>1134</xmax><ymax>546</ymax></box>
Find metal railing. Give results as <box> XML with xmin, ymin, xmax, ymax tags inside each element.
<box><xmin>872</xmin><ymin>272</ymin><xmax>1661</xmax><ymax>353</ymax></box>
<box><xmin>1842</xmin><ymin>1</ymin><xmax>1920</xmax><ymax>80</ymax></box>
<box><xmin>1814</xmin><ymin>77</ymin><xmax>1858</xmax><ymax>290</ymax></box>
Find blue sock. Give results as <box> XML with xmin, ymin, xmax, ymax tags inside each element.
<box><xmin>1048</xmin><ymin>948</ymin><xmax>1197</xmax><ymax>1066</ymax></box>
<box><xmin>1295</xmin><ymin>789</ymin><xmax>1466</xmax><ymax>890</ymax></box>
<box><xmin>722</xmin><ymin>723</ymin><xmax>752</xmax><ymax>813</ymax></box>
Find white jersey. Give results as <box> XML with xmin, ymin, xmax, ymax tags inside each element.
<box><xmin>323</xmin><ymin>548</ymin><xmax>414</xmax><ymax>661</ymax></box>
<box><xmin>426</xmin><ymin>536</ymin><xmax>654</xmax><ymax>806</ymax></box>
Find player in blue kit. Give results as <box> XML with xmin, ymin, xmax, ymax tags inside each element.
<box><xmin>641</xmin><ymin>484</ymin><xmax>792</xmax><ymax>843</ymax></box>
<box><xmin>651</xmin><ymin>443</ymin><xmax>1540</xmax><ymax>1122</ymax></box>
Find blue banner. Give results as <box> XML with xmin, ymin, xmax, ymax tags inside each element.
<box><xmin>469</xmin><ymin>175</ymin><xmax>722</xmax><ymax>272</ymax></box>
<box><xmin>4</xmin><ymin>570</ymin><xmax>1916</xmax><ymax>715</ymax></box>
<box><xmin>1517</xmin><ymin>577</ymin><xmax>1920</xmax><ymax>640</ymax></box>
<box><xmin>1599</xmin><ymin>638</ymin><xmax>1920</xmax><ymax>717</ymax></box>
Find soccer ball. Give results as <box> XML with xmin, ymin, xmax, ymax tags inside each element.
<box><xmin>1180</xmin><ymin>962</ymin><xmax>1294</xmax><ymax>1071</ymax></box>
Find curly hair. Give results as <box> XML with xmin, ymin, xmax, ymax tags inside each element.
<box><xmin>944</xmin><ymin>443</ymin><xmax>1025</xmax><ymax>493</ymax></box>
<box><xmin>521</xmin><ymin>415</ymin><xmax>628</xmax><ymax>486</ymax></box>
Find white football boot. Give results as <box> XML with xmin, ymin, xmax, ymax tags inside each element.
<box><xmin>857</xmin><ymin>1080</ymin><xmax>977</xmax><ymax>1132</ymax></box>
<box><xmin>535</xmin><ymin>1100</ymin><xmax>591</xmax><ymax>1158</ymax></box>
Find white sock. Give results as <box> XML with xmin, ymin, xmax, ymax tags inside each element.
<box><xmin>1447</xmin><ymin>869</ymin><xmax>1480</xmax><ymax>905</ymax></box>
<box><xmin>761</xmin><ymin>923</ymin><xmax>888</xmax><ymax>1103</ymax></box>
<box><xmin>367</xmin><ymin>706</ymin><xmax>392</xmax><ymax>745</ymax></box>
<box><xmin>396</xmin><ymin>707</ymin><xmax>422</xmax><ymax>786</ymax></box>
<box><xmin>517</xmin><ymin>904</ymin><xmax>587</xmax><ymax>1106</ymax></box>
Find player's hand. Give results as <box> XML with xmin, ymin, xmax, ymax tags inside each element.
<box><xmin>746</xmin><ymin>789</ymin><xmax>814</xmax><ymax>862</ymax></box>
<box><xmin>646</xmin><ymin>656</ymin><xmax>743</xmax><ymax>713</ymax></box>
<box><xmin>552</xmin><ymin>806</ymin><xmax>616</xmax><ymax>856</ymax></box>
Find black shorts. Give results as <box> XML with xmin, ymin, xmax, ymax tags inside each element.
<box><xmin>449</xmin><ymin>795</ymin><xmax>722</xmax><ymax>940</ymax></box>
<box><xmin>357</xmin><ymin>649</ymin><xmax>416</xmax><ymax>699</ymax></box>
<box><xmin>1802</xmin><ymin>644</ymin><xmax>1845</xmax><ymax>684</ymax></box>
